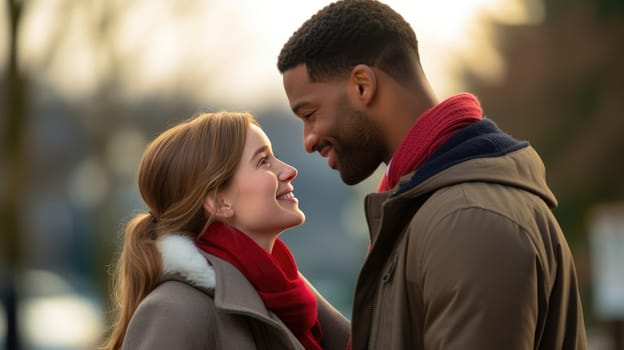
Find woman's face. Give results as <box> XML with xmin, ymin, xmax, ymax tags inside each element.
<box><xmin>219</xmin><ymin>124</ymin><xmax>305</xmax><ymax>250</ymax></box>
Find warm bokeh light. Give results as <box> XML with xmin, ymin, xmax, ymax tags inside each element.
<box><xmin>21</xmin><ymin>295</ymin><xmax>102</xmax><ymax>348</ymax></box>
<box><xmin>588</xmin><ymin>204</ymin><xmax>624</xmax><ymax>320</ymax></box>
<box><xmin>3</xmin><ymin>0</ymin><xmax>624</xmax><ymax>348</ymax></box>
<box><xmin>67</xmin><ymin>156</ymin><xmax>111</xmax><ymax>209</ymax></box>
<box><xmin>0</xmin><ymin>2</ymin><xmax>8</xmax><ymax>70</ymax></box>
<box><xmin>18</xmin><ymin>1</ymin><xmax>624</xmax><ymax>349</ymax></box>
<box><xmin>10</xmin><ymin>0</ymin><xmax>544</xmax><ymax>109</ymax></box>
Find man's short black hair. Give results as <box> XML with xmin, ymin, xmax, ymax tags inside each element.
<box><xmin>277</xmin><ymin>0</ymin><xmax>420</xmax><ymax>83</ymax></box>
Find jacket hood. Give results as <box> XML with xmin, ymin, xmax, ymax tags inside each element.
<box><xmin>157</xmin><ymin>234</ymin><xmax>216</xmax><ymax>290</ymax></box>
<box><xmin>392</xmin><ymin>119</ymin><xmax>557</xmax><ymax>208</ymax></box>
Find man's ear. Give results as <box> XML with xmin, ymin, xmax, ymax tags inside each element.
<box><xmin>203</xmin><ymin>195</ymin><xmax>233</xmax><ymax>219</ymax></box>
<box><xmin>350</xmin><ymin>64</ymin><xmax>377</xmax><ymax>105</ymax></box>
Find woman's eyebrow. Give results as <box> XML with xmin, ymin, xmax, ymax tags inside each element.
<box><xmin>250</xmin><ymin>145</ymin><xmax>270</xmax><ymax>162</ymax></box>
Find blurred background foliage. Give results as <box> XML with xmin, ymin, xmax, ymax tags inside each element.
<box><xmin>461</xmin><ymin>0</ymin><xmax>624</xmax><ymax>329</ymax></box>
<box><xmin>1</xmin><ymin>0</ymin><xmax>623</xmax><ymax>348</ymax></box>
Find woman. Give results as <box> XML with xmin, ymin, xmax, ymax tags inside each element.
<box><xmin>102</xmin><ymin>112</ymin><xmax>350</xmax><ymax>350</ymax></box>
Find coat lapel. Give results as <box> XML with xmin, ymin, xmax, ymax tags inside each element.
<box><xmin>156</xmin><ymin>234</ymin><xmax>303</xmax><ymax>350</ymax></box>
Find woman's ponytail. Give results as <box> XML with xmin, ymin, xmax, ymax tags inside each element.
<box><xmin>101</xmin><ymin>213</ymin><xmax>162</xmax><ymax>350</ymax></box>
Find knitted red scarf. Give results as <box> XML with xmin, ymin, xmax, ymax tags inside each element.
<box><xmin>196</xmin><ymin>222</ymin><xmax>323</xmax><ymax>350</ymax></box>
<box><xmin>377</xmin><ymin>93</ymin><xmax>483</xmax><ymax>192</ymax></box>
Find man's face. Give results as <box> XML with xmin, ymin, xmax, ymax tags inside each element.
<box><xmin>282</xmin><ymin>64</ymin><xmax>385</xmax><ymax>185</ymax></box>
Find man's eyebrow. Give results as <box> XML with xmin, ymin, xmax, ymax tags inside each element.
<box><xmin>250</xmin><ymin>145</ymin><xmax>270</xmax><ymax>162</ymax></box>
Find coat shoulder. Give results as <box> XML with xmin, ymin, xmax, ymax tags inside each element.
<box><xmin>141</xmin><ymin>280</ymin><xmax>216</xmax><ymax>319</ymax></box>
<box><xmin>122</xmin><ymin>280</ymin><xmax>217</xmax><ymax>349</ymax></box>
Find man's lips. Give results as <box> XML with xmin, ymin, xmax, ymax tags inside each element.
<box><xmin>315</xmin><ymin>142</ymin><xmax>337</xmax><ymax>169</ymax></box>
<box><xmin>319</xmin><ymin>145</ymin><xmax>336</xmax><ymax>169</ymax></box>
<box><xmin>319</xmin><ymin>145</ymin><xmax>331</xmax><ymax>158</ymax></box>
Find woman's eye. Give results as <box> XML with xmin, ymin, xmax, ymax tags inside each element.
<box><xmin>258</xmin><ymin>156</ymin><xmax>271</xmax><ymax>167</ymax></box>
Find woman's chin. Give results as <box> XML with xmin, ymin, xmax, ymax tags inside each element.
<box><xmin>281</xmin><ymin>213</ymin><xmax>306</xmax><ymax>232</ymax></box>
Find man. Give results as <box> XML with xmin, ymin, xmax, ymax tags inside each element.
<box><xmin>277</xmin><ymin>0</ymin><xmax>588</xmax><ymax>349</ymax></box>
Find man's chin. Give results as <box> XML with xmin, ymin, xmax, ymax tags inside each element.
<box><xmin>334</xmin><ymin>155</ymin><xmax>380</xmax><ymax>185</ymax></box>
<box><xmin>338</xmin><ymin>169</ymin><xmax>370</xmax><ymax>186</ymax></box>
<box><xmin>336</xmin><ymin>162</ymin><xmax>376</xmax><ymax>186</ymax></box>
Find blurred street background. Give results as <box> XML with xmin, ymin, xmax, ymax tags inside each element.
<box><xmin>1</xmin><ymin>0</ymin><xmax>623</xmax><ymax>349</ymax></box>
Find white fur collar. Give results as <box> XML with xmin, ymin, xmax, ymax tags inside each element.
<box><xmin>157</xmin><ymin>234</ymin><xmax>216</xmax><ymax>289</ymax></box>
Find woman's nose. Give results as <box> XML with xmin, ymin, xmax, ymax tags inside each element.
<box><xmin>278</xmin><ymin>161</ymin><xmax>298</xmax><ymax>182</ymax></box>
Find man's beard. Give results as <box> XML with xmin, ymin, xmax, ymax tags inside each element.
<box><xmin>333</xmin><ymin>99</ymin><xmax>386</xmax><ymax>185</ymax></box>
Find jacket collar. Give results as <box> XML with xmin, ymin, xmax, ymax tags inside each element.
<box><xmin>393</xmin><ymin>119</ymin><xmax>529</xmax><ymax>196</ymax></box>
<box><xmin>157</xmin><ymin>234</ymin><xmax>216</xmax><ymax>289</ymax></box>
<box><xmin>157</xmin><ymin>234</ymin><xmax>272</xmax><ymax>316</ymax></box>
<box><xmin>365</xmin><ymin>120</ymin><xmax>557</xmax><ymax>244</ymax></box>
<box><xmin>366</xmin><ymin>145</ymin><xmax>556</xmax><ymax>243</ymax></box>
<box><xmin>156</xmin><ymin>234</ymin><xmax>302</xmax><ymax>346</ymax></box>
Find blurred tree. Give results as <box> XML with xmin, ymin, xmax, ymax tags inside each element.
<box><xmin>463</xmin><ymin>0</ymin><xmax>624</xmax><ymax>248</ymax></box>
<box><xmin>9</xmin><ymin>2</ymin><xmax>244</xmax><ymax>344</ymax></box>
<box><xmin>0</xmin><ymin>2</ymin><xmax>208</xmax><ymax>347</ymax></box>
<box><xmin>2</xmin><ymin>1</ymin><xmax>26</xmax><ymax>349</ymax></box>
<box><xmin>461</xmin><ymin>0</ymin><xmax>624</xmax><ymax>328</ymax></box>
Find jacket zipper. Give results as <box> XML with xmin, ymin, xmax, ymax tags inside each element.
<box><xmin>382</xmin><ymin>255</ymin><xmax>398</xmax><ymax>283</ymax></box>
<box><xmin>367</xmin><ymin>302</ymin><xmax>377</xmax><ymax>350</ymax></box>
<box><xmin>367</xmin><ymin>254</ymin><xmax>399</xmax><ymax>349</ymax></box>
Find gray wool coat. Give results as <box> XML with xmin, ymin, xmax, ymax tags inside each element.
<box><xmin>122</xmin><ymin>235</ymin><xmax>350</xmax><ymax>349</ymax></box>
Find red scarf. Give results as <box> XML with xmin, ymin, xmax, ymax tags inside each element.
<box><xmin>196</xmin><ymin>222</ymin><xmax>323</xmax><ymax>350</ymax></box>
<box><xmin>377</xmin><ymin>93</ymin><xmax>483</xmax><ymax>192</ymax></box>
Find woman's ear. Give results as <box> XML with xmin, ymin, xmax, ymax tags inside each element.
<box><xmin>203</xmin><ymin>195</ymin><xmax>233</xmax><ymax>219</ymax></box>
<box><xmin>350</xmin><ymin>64</ymin><xmax>377</xmax><ymax>105</ymax></box>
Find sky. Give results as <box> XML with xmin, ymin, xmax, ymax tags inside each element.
<box><xmin>6</xmin><ymin>0</ymin><xmax>544</xmax><ymax>110</ymax></box>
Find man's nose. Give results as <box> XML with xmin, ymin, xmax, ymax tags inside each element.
<box><xmin>303</xmin><ymin>125</ymin><xmax>319</xmax><ymax>153</ymax></box>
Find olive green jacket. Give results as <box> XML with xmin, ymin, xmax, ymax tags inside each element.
<box><xmin>351</xmin><ymin>120</ymin><xmax>587</xmax><ymax>349</ymax></box>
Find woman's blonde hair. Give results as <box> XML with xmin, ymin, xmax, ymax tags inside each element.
<box><xmin>102</xmin><ymin>111</ymin><xmax>258</xmax><ymax>350</ymax></box>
